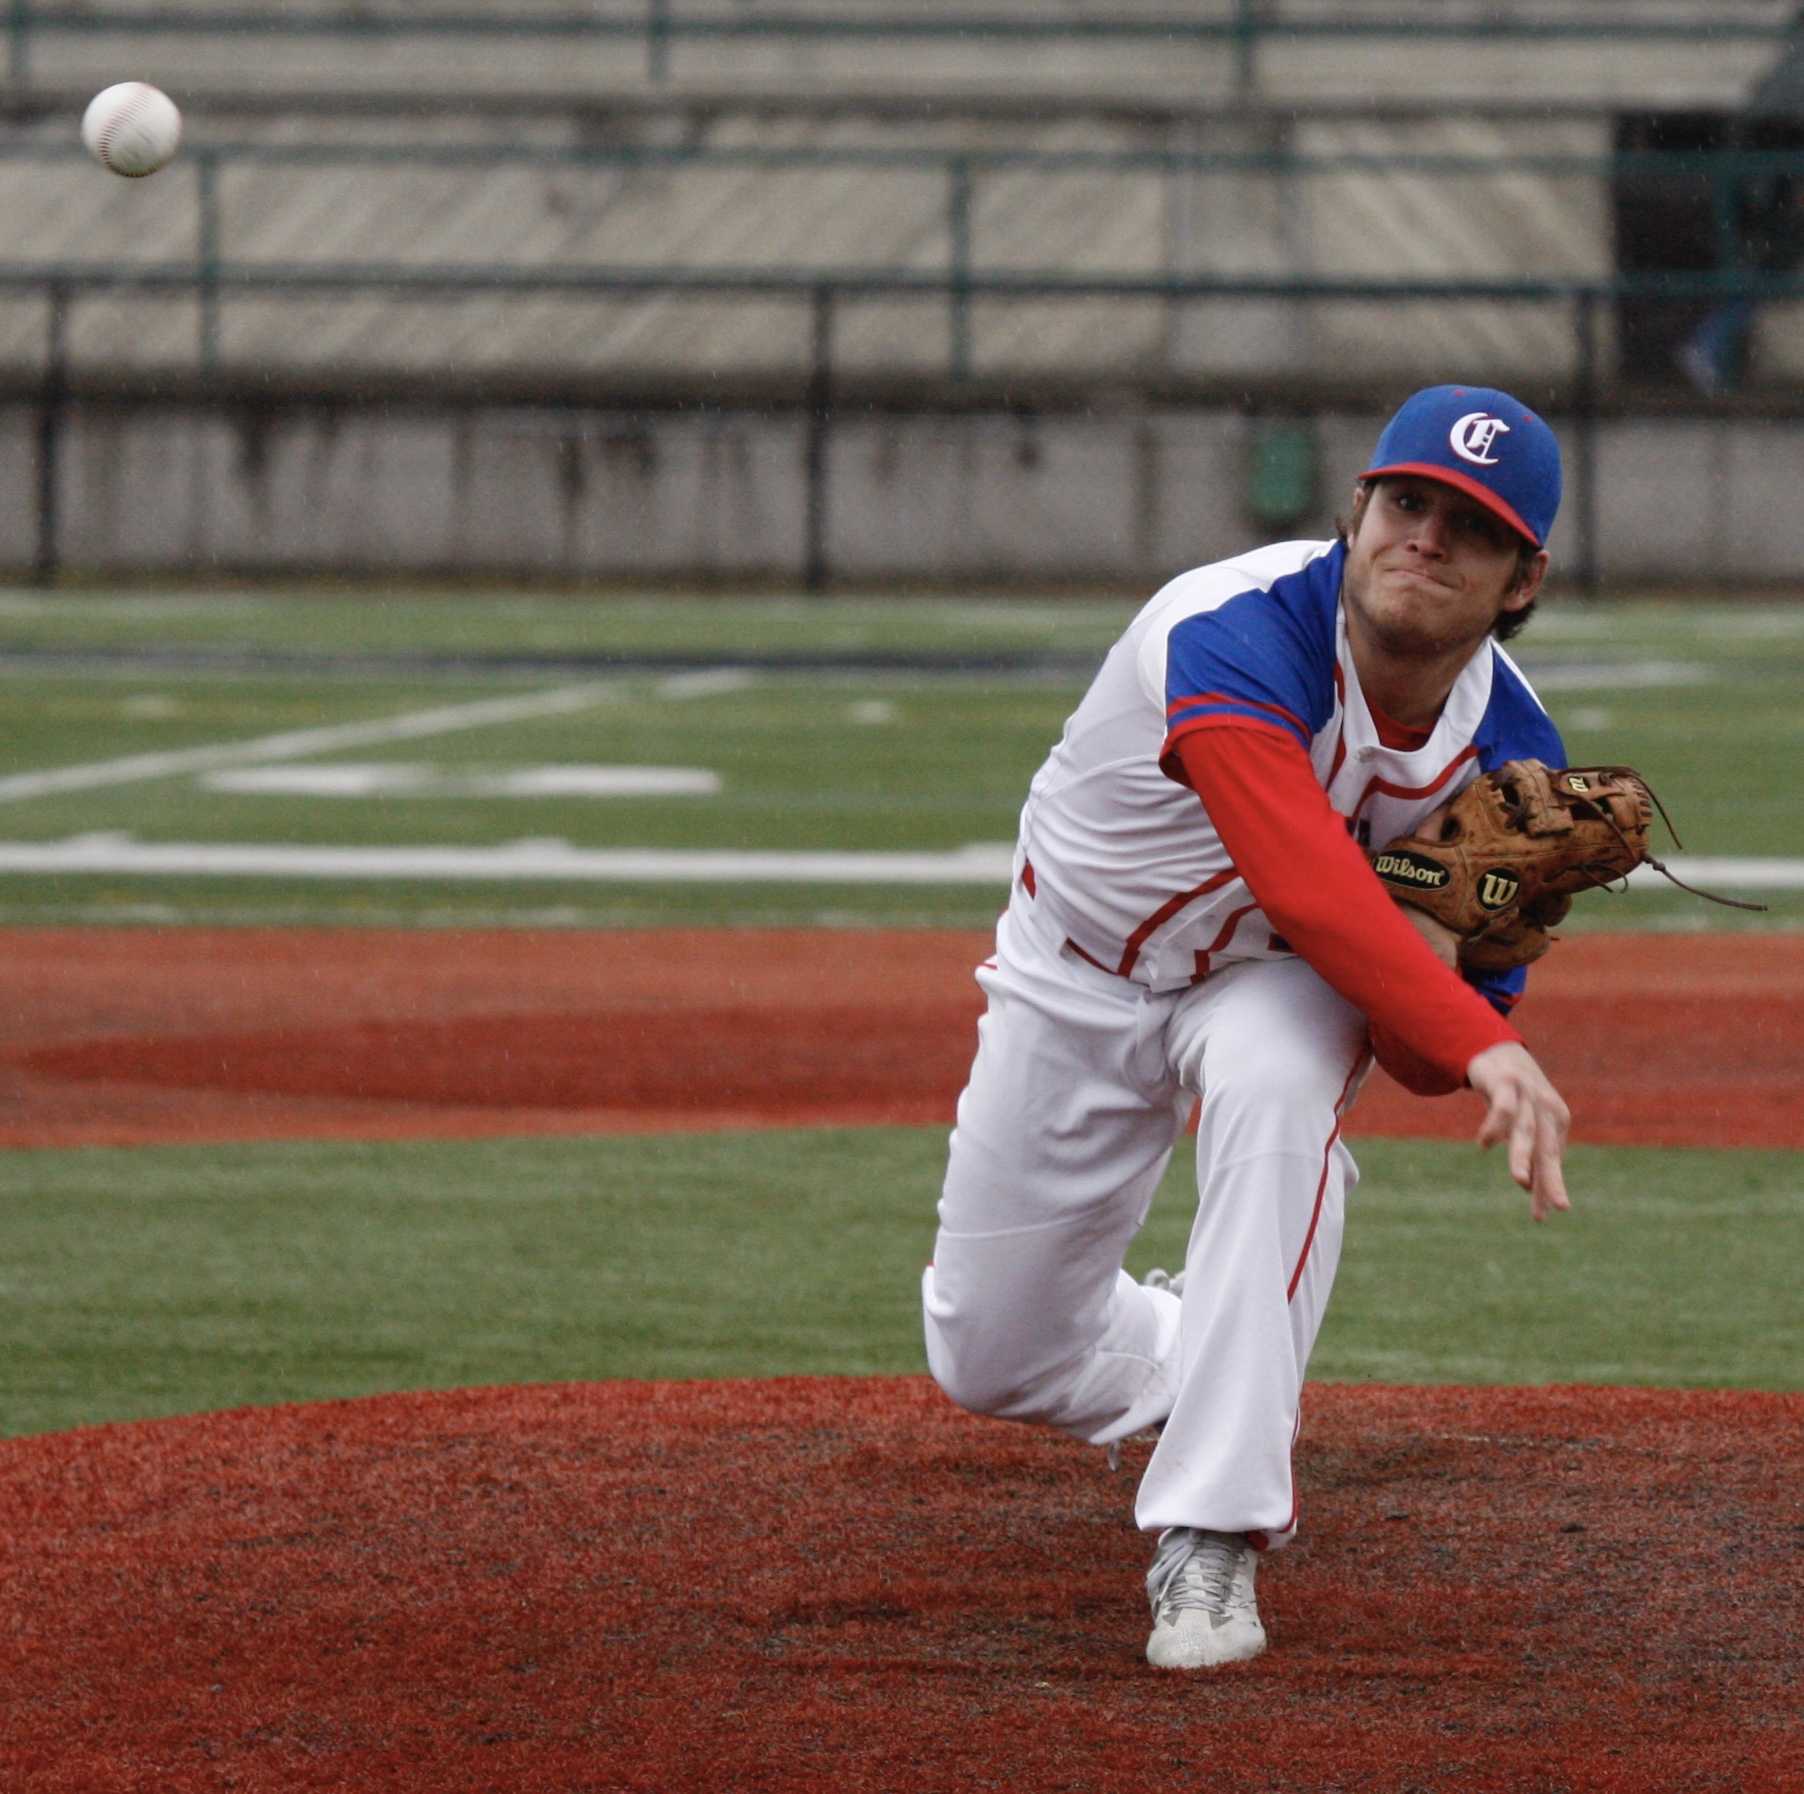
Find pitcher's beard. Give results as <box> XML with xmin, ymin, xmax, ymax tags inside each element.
<box><xmin>1345</xmin><ymin>573</ymin><xmax>1491</xmax><ymax>665</ymax></box>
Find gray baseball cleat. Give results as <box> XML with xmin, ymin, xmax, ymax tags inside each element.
<box><xmin>1144</xmin><ymin>1526</ymin><xmax>1266</xmax><ymax>1669</ymax></box>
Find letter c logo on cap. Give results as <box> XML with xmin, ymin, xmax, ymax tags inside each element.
<box><xmin>1450</xmin><ymin>412</ymin><xmax>1510</xmax><ymax>465</ymax></box>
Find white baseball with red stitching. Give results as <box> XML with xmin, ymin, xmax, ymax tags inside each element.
<box><xmin>81</xmin><ymin>82</ymin><xmax>183</xmax><ymax>178</ymax></box>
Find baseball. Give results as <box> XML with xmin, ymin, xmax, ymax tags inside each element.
<box><xmin>81</xmin><ymin>82</ymin><xmax>183</xmax><ymax>178</ymax></box>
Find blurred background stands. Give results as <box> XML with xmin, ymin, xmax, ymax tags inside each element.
<box><xmin>1</xmin><ymin>1</ymin><xmax>1802</xmax><ymax>590</ymax></box>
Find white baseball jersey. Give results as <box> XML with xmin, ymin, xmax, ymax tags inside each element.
<box><xmin>1016</xmin><ymin>536</ymin><xmax>1565</xmax><ymax>1006</ymax></box>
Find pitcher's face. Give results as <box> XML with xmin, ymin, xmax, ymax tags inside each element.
<box><xmin>1342</xmin><ymin>477</ymin><xmax>1544</xmax><ymax>661</ymax></box>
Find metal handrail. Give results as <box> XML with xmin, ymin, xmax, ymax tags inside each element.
<box><xmin>6</xmin><ymin>264</ymin><xmax>1800</xmax><ymax>300</ymax></box>
<box><xmin>11</xmin><ymin>139</ymin><xmax>1804</xmax><ymax>176</ymax></box>
<box><xmin>4</xmin><ymin>1</ymin><xmax>1796</xmax><ymax>88</ymax></box>
<box><xmin>7</xmin><ymin>258</ymin><xmax>1798</xmax><ymax>387</ymax></box>
<box><xmin>7</xmin><ymin>135</ymin><xmax>1797</xmax><ymax>374</ymax></box>
<box><xmin>3</xmin><ymin>4</ymin><xmax>1790</xmax><ymax>41</ymax></box>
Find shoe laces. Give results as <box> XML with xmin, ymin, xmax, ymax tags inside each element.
<box><xmin>1146</xmin><ymin>1527</ymin><xmax>1249</xmax><ymax>1620</ymax></box>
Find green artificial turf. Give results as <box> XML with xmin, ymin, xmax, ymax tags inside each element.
<box><xmin>2</xmin><ymin>1128</ymin><xmax>1797</xmax><ymax>1439</ymax></box>
<box><xmin>0</xmin><ymin>587</ymin><xmax>1143</xmax><ymax>663</ymax></box>
<box><xmin>0</xmin><ymin>590</ymin><xmax>1797</xmax><ymax>929</ymax></box>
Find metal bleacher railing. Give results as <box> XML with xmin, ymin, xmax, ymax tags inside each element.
<box><xmin>3</xmin><ymin>136</ymin><xmax>1802</xmax><ymax>378</ymax></box>
<box><xmin>8</xmin><ymin>126</ymin><xmax>1804</xmax><ymax>590</ymax></box>
<box><xmin>3</xmin><ymin>3</ymin><xmax>1799</xmax><ymax>386</ymax></box>
<box><xmin>5</xmin><ymin>3</ymin><xmax>1804</xmax><ymax>587</ymax></box>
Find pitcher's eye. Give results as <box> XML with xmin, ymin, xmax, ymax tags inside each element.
<box><xmin>1456</xmin><ymin>512</ymin><xmax>1510</xmax><ymax>549</ymax></box>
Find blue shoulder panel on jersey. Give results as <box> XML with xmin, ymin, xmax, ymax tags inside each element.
<box><xmin>1163</xmin><ymin>543</ymin><xmax>1345</xmax><ymax>751</ymax></box>
<box><xmin>1472</xmin><ymin>650</ymin><xmax>1566</xmax><ymax>772</ymax></box>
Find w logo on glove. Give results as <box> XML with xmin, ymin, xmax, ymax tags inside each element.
<box><xmin>1477</xmin><ymin>871</ymin><xmax>1521</xmax><ymax>911</ymax></box>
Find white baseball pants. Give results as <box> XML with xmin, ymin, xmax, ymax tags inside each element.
<box><xmin>921</xmin><ymin>882</ymin><xmax>1370</xmax><ymax>1546</ymax></box>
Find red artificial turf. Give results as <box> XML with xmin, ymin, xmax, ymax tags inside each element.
<box><xmin>4</xmin><ymin>928</ymin><xmax>1803</xmax><ymax>1148</ymax></box>
<box><xmin>2</xmin><ymin>1377</ymin><xmax>1798</xmax><ymax>1793</ymax></box>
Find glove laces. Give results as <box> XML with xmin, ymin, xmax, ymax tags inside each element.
<box><xmin>1581</xmin><ymin>767</ymin><xmax>1767</xmax><ymax>913</ymax></box>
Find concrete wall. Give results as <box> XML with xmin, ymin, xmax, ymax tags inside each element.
<box><xmin>11</xmin><ymin>397</ymin><xmax>1804</xmax><ymax>591</ymax></box>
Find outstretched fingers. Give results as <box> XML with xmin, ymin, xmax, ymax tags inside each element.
<box><xmin>1469</xmin><ymin>1042</ymin><xmax>1572</xmax><ymax>1221</ymax></box>
<box><xmin>1511</xmin><ymin>1082</ymin><xmax>1570</xmax><ymax>1221</ymax></box>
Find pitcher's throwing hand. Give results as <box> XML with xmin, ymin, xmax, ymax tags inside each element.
<box><xmin>1467</xmin><ymin>1040</ymin><xmax>1571</xmax><ymax>1221</ymax></box>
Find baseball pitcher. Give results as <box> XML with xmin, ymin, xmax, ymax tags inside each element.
<box><xmin>923</xmin><ymin>385</ymin><xmax>1581</xmax><ymax>1671</ymax></box>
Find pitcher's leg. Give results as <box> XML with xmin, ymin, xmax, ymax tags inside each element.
<box><xmin>1133</xmin><ymin>957</ymin><xmax>1369</xmax><ymax>1541</ymax></box>
<box><xmin>923</xmin><ymin>915</ymin><xmax>1191</xmax><ymax>1446</ymax></box>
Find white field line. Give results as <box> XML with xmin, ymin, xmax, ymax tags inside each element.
<box><xmin>201</xmin><ymin>765</ymin><xmax>722</xmax><ymax>798</ymax></box>
<box><xmin>0</xmin><ymin>670</ymin><xmax>747</xmax><ymax>806</ymax></box>
<box><xmin>1626</xmin><ymin>858</ymin><xmax>1804</xmax><ymax>892</ymax></box>
<box><xmin>1517</xmin><ymin>660</ymin><xmax>1704</xmax><ymax>691</ymax></box>
<box><xmin>0</xmin><ymin>684</ymin><xmax>624</xmax><ymax>804</ymax></box>
<box><xmin>0</xmin><ymin>837</ymin><xmax>1019</xmax><ymax>884</ymax></box>
<box><xmin>0</xmin><ymin>839</ymin><xmax>1796</xmax><ymax>891</ymax></box>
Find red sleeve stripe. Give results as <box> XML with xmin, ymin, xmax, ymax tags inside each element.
<box><xmin>1167</xmin><ymin>689</ymin><xmax>1309</xmax><ymax>736</ymax></box>
<box><xmin>1160</xmin><ymin>713</ymin><xmax>1297</xmax><ymax>789</ymax></box>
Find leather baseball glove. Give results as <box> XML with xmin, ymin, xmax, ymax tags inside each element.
<box><xmin>1369</xmin><ymin>760</ymin><xmax>1760</xmax><ymax>972</ymax></box>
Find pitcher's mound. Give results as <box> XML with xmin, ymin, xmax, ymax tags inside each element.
<box><xmin>2</xmin><ymin>1376</ymin><xmax>1799</xmax><ymax>1793</ymax></box>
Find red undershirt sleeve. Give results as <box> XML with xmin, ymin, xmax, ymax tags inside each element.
<box><xmin>1166</xmin><ymin>722</ymin><xmax>1519</xmax><ymax>1090</ymax></box>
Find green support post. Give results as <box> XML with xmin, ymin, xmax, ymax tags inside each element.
<box><xmin>647</xmin><ymin>0</ymin><xmax>671</xmax><ymax>83</ymax></box>
<box><xmin>196</xmin><ymin>150</ymin><xmax>221</xmax><ymax>372</ymax></box>
<box><xmin>7</xmin><ymin>0</ymin><xmax>27</xmax><ymax>86</ymax></box>
<box><xmin>1232</xmin><ymin>0</ymin><xmax>1261</xmax><ymax>99</ymax></box>
<box><xmin>948</xmin><ymin>156</ymin><xmax>972</xmax><ymax>382</ymax></box>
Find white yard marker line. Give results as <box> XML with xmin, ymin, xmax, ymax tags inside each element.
<box><xmin>0</xmin><ymin>682</ymin><xmax>626</xmax><ymax>805</ymax></box>
<box><xmin>0</xmin><ymin>838</ymin><xmax>1019</xmax><ymax>884</ymax></box>
<box><xmin>655</xmin><ymin>669</ymin><xmax>758</xmax><ymax>699</ymax></box>
<box><xmin>1522</xmin><ymin>660</ymin><xmax>1704</xmax><ymax>692</ymax></box>
<box><xmin>1626</xmin><ymin>858</ymin><xmax>1804</xmax><ymax>892</ymax></box>
<box><xmin>0</xmin><ymin>666</ymin><xmax>755</xmax><ymax>806</ymax></box>
<box><xmin>200</xmin><ymin>764</ymin><xmax>722</xmax><ymax>799</ymax></box>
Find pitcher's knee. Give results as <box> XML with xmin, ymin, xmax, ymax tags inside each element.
<box><xmin>931</xmin><ymin>1354</ymin><xmax>1069</xmax><ymax>1425</ymax></box>
<box><xmin>922</xmin><ymin>1266</ymin><xmax>1058</xmax><ymax>1421</ymax></box>
<box><xmin>928</xmin><ymin>1350</ymin><xmax>1017</xmax><ymax>1420</ymax></box>
<box><xmin>924</xmin><ymin>1309</ymin><xmax>1032</xmax><ymax>1419</ymax></box>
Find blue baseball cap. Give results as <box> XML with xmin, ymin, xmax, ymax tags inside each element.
<box><xmin>1360</xmin><ymin>384</ymin><xmax>1562</xmax><ymax>547</ymax></box>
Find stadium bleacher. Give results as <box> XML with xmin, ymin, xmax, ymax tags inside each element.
<box><xmin>3</xmin><ymin>3</ymin><xmax>1801</xmax><ymax>583</ymax></box>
